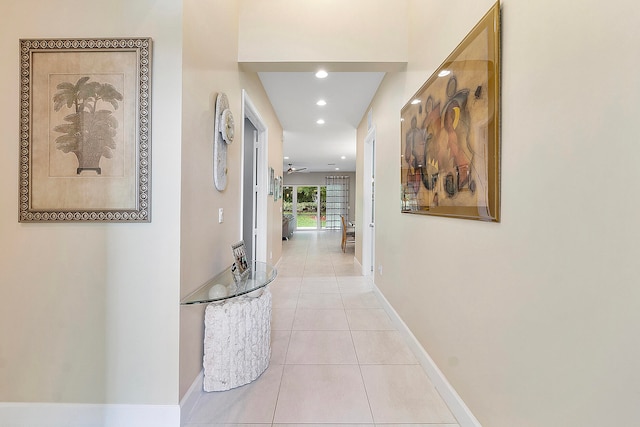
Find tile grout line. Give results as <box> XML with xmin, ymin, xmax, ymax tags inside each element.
<box><xmin>271</xmin><ymin>233</ymin><xmax>308</xmax><ymax>426</ymax></box>
<box><xmin>348</xmin><ymin>291</ymin><xmax>377</xmax><ymax>425</ymax></box>
<box><xmin>335</xmin><ymin>239</ymin><xmax>377</xmax><ymax>426</ymax></box>
<box><xmin>275</xmin><ymin>231</ymin><xmax>374</xmax><ymax>425</ymax></box>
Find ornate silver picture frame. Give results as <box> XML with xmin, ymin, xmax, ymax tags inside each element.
<box><xmin>18</xmin><ymin>38</ymin><xmax>152</xmax><ymax>222</ymax></box>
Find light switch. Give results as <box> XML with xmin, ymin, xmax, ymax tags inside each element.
<box><xmin>218</xmin><ymin>208</ymin><xmax>224</xmax><ymax>223</ymax></box>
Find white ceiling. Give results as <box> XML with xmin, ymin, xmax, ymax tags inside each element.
<box><xmin>258</xmin><ymin>71</ymin><xmax>385</xmax><ymax>173</ymax></box>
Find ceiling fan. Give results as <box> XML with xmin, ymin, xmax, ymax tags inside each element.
<box><xmin>286</xmin><ymin>163</ymin><xmax>307</xmax><ymax>174</ymax></box>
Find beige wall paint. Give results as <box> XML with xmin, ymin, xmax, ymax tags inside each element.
<box><xmin>238</xmin><ymin>0</ymin><xmax>408</xmax><ymax>67</ymax></box>
<box><xmin>359</xmin><ymin>0</ymin><xmax>640</xmax><ymax>426</ymax></box>
<box><xmin>3</xmin><ymin>1</ymin><xmax>639</xmax><ymax>424</ymax></box>
<box><xmin>180</xmin><ymin>0</ymin><xmax>284</xmax><ymax>399</ymax></box>
<box><xmin>0</xmin><ymin>0</ymin><xmax>182</xmax><ymax>405</ymax></box>
<box><xmin>241</xmin><ymin>76</ymin><xmax>285</xmax><ymax>268</ymax></box>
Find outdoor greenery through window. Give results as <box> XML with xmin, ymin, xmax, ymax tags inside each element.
<box><xmin>283</xmin><ymin>185</ymin><xmax>327</xmax><ymax>229</ymax></box>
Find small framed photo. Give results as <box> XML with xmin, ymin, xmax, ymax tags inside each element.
<box><xmin>231</xmin><ymin>240</ymin><xmax>250</xmax><ymax>283</ymax></box>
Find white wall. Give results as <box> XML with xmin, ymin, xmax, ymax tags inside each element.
<box><xmin>0</xmin><ymin>0</ymin><xmax>181</xmax><ymax>410</ymax></box>
<box><xmin>360</xmin><ymin>0</ymin><xmax>640</xmax><ymax>426</ymax></box>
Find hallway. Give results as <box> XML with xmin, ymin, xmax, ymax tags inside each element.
<box><xmin>182</xmin><ymin>230</ymin><xmax>458</xmax><ymax>426</ymax></box>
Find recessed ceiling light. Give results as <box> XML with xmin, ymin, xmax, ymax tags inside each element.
<box><xmin>411</xmin><ymin>99</ymin><xmax>421</xmax><ymax>105</ymax></box>
<box><xmin>438</xmin><ymin>70</ymin><xmax>451</xmax><ymax>77</ymax></box>
<box><xmin>341</xmin><ymin>156</ymin><xmax>346</xmax><ymax>159</ymax></box>
<box><xmin>316</xmin><ymin>119</ymin><xmax>325</xmax><ymax>125</ymax></box>
<box><xmin>316</xmin><ymin>99</ymin><xmax>327</xmax><ymax>106</ymax></box>
<box><xmin>284</xmin><ymin>156</ymin><xmax>289</xmax><ymax>160</ymax></box>
<box><xmin>315</xmin><ymin>70</ymin><xmax>328</xmax><ymax>79</ymax></box>
<box><xmin>335</xmin><ymin>167</ymin><xmax>340</xmax><ymax>171</ymax></box>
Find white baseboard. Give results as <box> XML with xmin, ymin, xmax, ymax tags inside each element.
<box><xmin>179</xmin><ymin>370</ymin><xmax>203</xmax><ymax>424</ymax></box>
<box><xmin>0</xmin><ymin>402</ymin><xmax>180</xmax><ymax>427</ymax></box>
<box><xmin>371</xmin><ymin>283</ymin><xmax>482</xmax><ymax>427</ymax></box>
<box><xmin>354</xmin><ymin>256</ymin><xmax>361</xmax><ymax>267</ymax></box>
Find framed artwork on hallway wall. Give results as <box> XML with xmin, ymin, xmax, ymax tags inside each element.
<box><xmin>18</xmin><ymin>38</ymin><xmax>152</xmax><ymax>222</ymax></box>
<box><xmin>269</xmin><ymin>167</ymin><xmax>275</xmax><ymax>195</ymax></box>
<box><xmin>274</xmin><ymin>176</ymin><xmax>282</xmax><ymax>201</ymax></box>
<box><xmin>400</xmin><ymin>2</ymin><xmax>501</xmax><ymax>222</ymax></box>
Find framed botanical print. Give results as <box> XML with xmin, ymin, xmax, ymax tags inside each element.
<box><xmin>18</xmin><ymin>38</ymin><xmax>152</xmax><ymax>222</ymax></box>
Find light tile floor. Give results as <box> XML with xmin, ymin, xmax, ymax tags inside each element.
<box><xmin>182</xmin><ymin>230</ymin><xmax>459</xmax><ymax>427</ymax></box>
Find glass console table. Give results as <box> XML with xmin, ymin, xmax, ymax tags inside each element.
<box><xmin>181</xmin><ymin>261</ymin><xmax>277</xmax><ymax>391</ymax></box>
<box><xmin>180</xmin><ymin>261</ymin><xmax>277</xmax><ymax>305</ymax></box>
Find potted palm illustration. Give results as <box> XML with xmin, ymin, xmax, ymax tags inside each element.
<box><xmin>52</xmin><ymin>76</ymin><xmax>123</xmax><ymax>174</ymax></box>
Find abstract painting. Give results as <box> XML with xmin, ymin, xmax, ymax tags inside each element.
<box><xmin>401</xmin><ymin>3</ymin><xmax>500</xmax><ymax>222</ymax></box>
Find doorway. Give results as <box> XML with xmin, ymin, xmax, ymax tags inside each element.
<box><xmin>296</xmin><ymin>186</ymin><xmax>325</xmax><ymax>229</ymax></box>
<box><xmin>242</xmin><ymin>91</ymin><xmax>268</xmax><ymax>263</ymax></box>
<box><xmin>242</xmin><ymin>118</ymin><xmax>257</xmax><ymax>261</ymax></box>
<box><xmin>362</xmin><ymin>127</ymin><xmax>376</xmax><ymax>275</ymax></box>
<box><xmin>283</xmin><ymin>185</ymin><xmax>326</xmax><ymax>230</ymax></box>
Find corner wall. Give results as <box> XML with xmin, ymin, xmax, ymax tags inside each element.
<box><xmin>360</xmin><ymin>1</ymin><xmax>640</xmax><ymax>426</ymax></box>
<box><xmin>0</xmin><ymin>0</ymin><xmax>182</xmax><ymax>414</ymax></box>
<box><xmin>180</xmin><ymin>0</ymin><xmax>284</xmax><ymax>400</ymax></box>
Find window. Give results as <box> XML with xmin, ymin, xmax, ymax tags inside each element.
<box><xmin>325</xmin><ymin>176</ymin><xmax>349</xmax><ymax>230</ymax></box>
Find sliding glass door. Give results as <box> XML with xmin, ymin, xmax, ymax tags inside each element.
<box><xmin>283</xmin><ymin>186</ymin><xmax>293</xmax><ymax>217</ymax></box>
<box><xmin>284</xmin><ymin>185</ymin><xmax>326</xmax><ymax>230</ymax></box>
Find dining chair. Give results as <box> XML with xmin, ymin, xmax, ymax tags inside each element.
<box><xmin>341</xmin><ymin>215</ymin><xmax>355</xmax><ymax>252</ymax></box>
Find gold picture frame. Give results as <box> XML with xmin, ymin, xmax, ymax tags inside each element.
<box><xmin>400</xmin><ymin>2</ymin><xmax>500</xmax><ymax>222</ymax></box>
<box><xmin>18</xmin><ymin>38</ymin><xmax>152</xmax><ymax>222</ymax></box>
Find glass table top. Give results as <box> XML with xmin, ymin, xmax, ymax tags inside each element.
<box><xmin>180</xmin><ymin>261</ymin><xmax>277</xmax><ymax>305</ymax></box>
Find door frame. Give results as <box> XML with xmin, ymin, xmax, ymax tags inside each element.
<box><xmin>241</xmin><ymin>90</ymin><xmax>268</xmax><ymax>263</ymax></box>
<box><xmin>362</xmin><ymin>127</ymin><xmax>376</xmax><ymax>276</ymax></box>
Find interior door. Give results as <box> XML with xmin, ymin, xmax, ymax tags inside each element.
<box><xmin>242</xmin><ymin>119</ymin><xmax>257</xmax><ymax>261</ymax></box>
<box><xmin>362</xmin><ymin>128</ymin><xmax>376</xmax><ymax>275</ymax></box>
<box><xmin>242</xmin><ymin>90</ymin><xmax>267</xmax><ymax>263</ymax></box>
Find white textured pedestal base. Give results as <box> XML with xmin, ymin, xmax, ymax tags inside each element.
<box><xmin>203</xmin><ymin>288</ymin><xmax>271</xmax><ymax>391</ymax></box>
